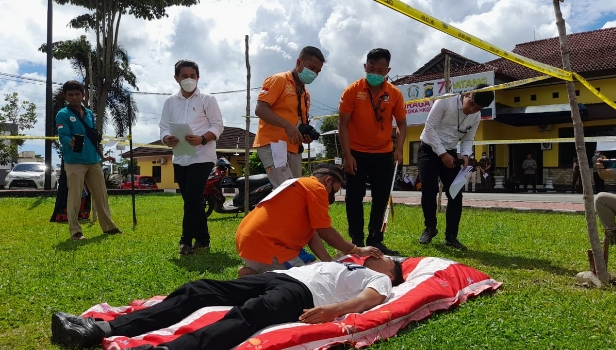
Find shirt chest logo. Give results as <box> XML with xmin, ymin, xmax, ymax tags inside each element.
<box><xmin>69</xmin><ymin>116</ymin><xmax>76</xmax><ymax>122</ymax></box>
<box><xmin>356</xmin><ymin>91</ymin><xmax>368</xmax><ymax>100</ymax></box>
<box><xmin>285</xmin><ymin>84</ymin><xmax>294</xmax><ymax>95</ymax></box>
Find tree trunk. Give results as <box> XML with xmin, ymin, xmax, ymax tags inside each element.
<box><xmin>552</xmin><ymin>0</ymin><xmax>609</xmax><ymax>284</ymax></box>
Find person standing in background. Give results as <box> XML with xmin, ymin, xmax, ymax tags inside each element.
<box><xmin>465</xmin><ymin>153</ymin><xmax>479</xmax><ymax>192</ymax></box>
<box><xmin>592</xmin><ymin>150</ymin><xmax>606</xmax><ymax>194</ymax></box>
<box><xmin>159</xmin><ymin>60</ymin><xmax>224</xmax><ymax>256</ymax></box>
<box><xmin>56</xmin><ymin>80</ymin><xmax>121</xmax><ymax>240</ymax></box>
<box><xmin>571</xmin><ymin>157</ymin><xmax>582</xmax><ymax>194</ymax></box>
<box><xmin>522</xmin><ymin>153</ymin><xmax>537</xmax><ymax>193</ymax></box>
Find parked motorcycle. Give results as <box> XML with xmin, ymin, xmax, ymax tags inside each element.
<box><xmin>203</xmin><ymin>158</ymin><xmax>273</xmax><ymax>217</ymax></box>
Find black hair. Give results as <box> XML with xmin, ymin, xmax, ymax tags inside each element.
<box><xmin>174</xmin><ymin>60</ymin><xmax>200</xmax><ymax>77</ymax></box>
<box><xmin>312</xmin><ymin>163</ymin><xmax>344</xmax><ymax>184</ymax></box>
<box><xmin>62</xmin><ymin>80</ymin><xmax>85</xmax><ymax>94</ymax></box>
<box><xmin>471</xmin><ymin>83</ymin><xmax>494</xmax><ymax>107</ymax></box>
<box><xmin>391</xmin><ymin>260</ymin><xmax>405</xmax><ymax>287</ymax></box>
<box><xmin>367</xmin><ymin>48</ymin><xmax>391</xmax><ymax>64</ymax></box>
<box><xmin>299</xmin><ymin>46</ymin><xmax>326</xmax><ymax>63</ymax></box>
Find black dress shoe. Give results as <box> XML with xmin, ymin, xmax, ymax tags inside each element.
<box><xmin>444</xmin><ymin>238</ymin><xmax>468</xmax><ymax>251</ymax></box>
<box><xmin>51</xmin><ymin>312</ymin><xmax>105</xmax><ymax>349</ymax></box>
<box><xmin>418</xmin><ymin>227</ymin><xmax>438</xmax><ymax>244</ymax></box>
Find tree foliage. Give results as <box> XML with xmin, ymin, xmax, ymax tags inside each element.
<box><xmin>244</xmin><ymin>152</ymin><xmax>265</xmax><ymax>176</ymax></box>
<box><xmin>0</xmin><ymin>93</ymin><xmax>37</xmax><ymax>165</ymax></box>
<box><xmin>40</xmin><ymin>35</ymin><xmax>138</xmax><ymax>136</ymax></box>
<box><xmin>51</xmin><ymin>0</ymin><xmax>199</xmax><ymax>132</ymax></box>
<box><xmin>319</xmin><ymin>114</ymin><xmax>341</xmax><ymax>161</ymax></box>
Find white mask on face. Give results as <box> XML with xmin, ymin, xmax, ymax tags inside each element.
<box><xmin>180</xmin><ymin>78</ymin><xmax>197</xmax><ymax>92</ymax></box>
<box><xmin>482</xmin><ymin>156</ymin><xmax>486</xmax><ymax>159</ymax></box>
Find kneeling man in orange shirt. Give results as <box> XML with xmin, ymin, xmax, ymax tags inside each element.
<box><xmin>236</xmin><ymin>164</ymin><xmax>384</xmax><ymax>276</ymax></box>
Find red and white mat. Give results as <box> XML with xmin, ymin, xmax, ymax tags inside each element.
<box><xmin>82</xmin><ymin>256</ymin><xmax>502</xmax><ymax>349</ymax></box>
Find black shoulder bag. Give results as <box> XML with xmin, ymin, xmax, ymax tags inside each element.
<box><xmin>69</xmin><ymin>107</ymin><xmax>102</xmax><ymax>146</ymax></box>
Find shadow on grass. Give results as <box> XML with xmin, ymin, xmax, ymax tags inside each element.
<box><xmin>28</xmin><ymin>196</ymin><xmax>46</xmax><ymax>210</ymax></box>
<box><xmin>434</xmin><ymin>245</ymin><xmax>578</xmax><ymax>277</ymax></box>
<box><xmin>52</xmin><ymin>231</ymin><xmax>110</xmax><ymax>251</ymax></box>
<box><xmin>171</xmin><ymin>251</ymin><xmax>242</xmax><ymax>274</ymax></box>
<box><xmin>207</xmin><ymin>216</ymin><xmax>245</xmax><ymax>223</ymax></box>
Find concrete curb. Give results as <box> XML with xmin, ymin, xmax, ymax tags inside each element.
<box><xmin>402</xmin><ymin>202</ymin><xmax>584</xmax><ymax>214</ymax></box>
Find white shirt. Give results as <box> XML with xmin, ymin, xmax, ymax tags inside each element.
<box><xmin>419</xmin><ymin>94</ymin><xmax>480</xmax><ymax>157</ymax></box>
<box><xmin>159</xmin><ymin>88</ymin><xmax>225</xmax><ymax>166</ymax></box>
<box><xmin>275</xmin><ymin>261</ymin><xmax>392</xmax><ymax>307</ymax></box>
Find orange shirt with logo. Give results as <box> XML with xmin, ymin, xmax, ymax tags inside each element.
<box><xmin>339</xmin><ymin>79</ymin><xmax>406</xmax><ymax>153</ymax></box>
<box><xmin>253</xmin><ymin>71</ymin><xmax>310</xmax><ymax>154</ymax></box>
<box><xmin>235</xmin><ymin>176</ymin><xmax>331</xmax><ymax>264</ymax></box>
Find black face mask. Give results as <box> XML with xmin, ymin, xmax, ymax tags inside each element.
<box><xmin>329</xmin><ymin>189</ymin><xmax>336</xmax><ymax>205</ymax></box>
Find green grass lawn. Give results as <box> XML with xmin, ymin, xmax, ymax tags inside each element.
<box><xmin>1</xmin><ymin>194</ymin><xmax>615</xmax><ymax>349</ymax></box>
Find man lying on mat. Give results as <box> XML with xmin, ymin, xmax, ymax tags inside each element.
<box><xmin>236</xmin><ymin>163</ymin><xmax>385</xmax><ymax>277</ymax></box>
<box><xmin>51</xmin><ymin>257</ymin><xmax>404</xmax><ymax>350</ymax></box>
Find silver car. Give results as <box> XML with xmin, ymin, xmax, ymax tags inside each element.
<box><xmin>4</xmin><ymin>162</ymin><xmax>58</xmax><ymax>190</ymax></box>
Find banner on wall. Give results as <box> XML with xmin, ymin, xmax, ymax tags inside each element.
<box><xmin>396</xmin><ymin>71</ymin><xmax>496</xmax><ymax>126</ymax></box>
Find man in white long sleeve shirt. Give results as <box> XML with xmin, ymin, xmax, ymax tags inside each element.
<box><xmin>159</xmin><ymin>60</ymin><xmax>224</xmax><ymax>255</ymax></box>
<box><xmin>417</xmin><ymin>84</ymin><xmax>494</xmax><ymax>250</ymax></box>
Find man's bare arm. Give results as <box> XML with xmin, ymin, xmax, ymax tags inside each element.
<box><xmin>299</xmin><ymin>288</ymin><xmax>386</xmax><ymax>324</ymax></box>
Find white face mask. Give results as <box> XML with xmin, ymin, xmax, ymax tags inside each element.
<box><xmin>180</xmin><ymin>78</ymin><xmax>197</xmax><ymax>92</ymax></box>
<box><xmin>482</xmin><ymin>156</ymin><xmax>486</xmax><ymax>159</ymax></box>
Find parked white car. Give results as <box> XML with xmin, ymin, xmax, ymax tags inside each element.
<box><xmin>4</xmin><ymin>162</ymin><xmax>58</xmax><ymax>190</ymax></box>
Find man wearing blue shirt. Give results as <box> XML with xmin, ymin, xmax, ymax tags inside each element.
<box><xmin>56</xmin><ymin>80</ymin><xmax>121</xmax><ymax>240</ymax></box>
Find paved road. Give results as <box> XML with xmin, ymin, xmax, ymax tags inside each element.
<box><xmin>336</xmin><ymin>189</ymin><xmax>590</xmax><ymax>213</ymax></box>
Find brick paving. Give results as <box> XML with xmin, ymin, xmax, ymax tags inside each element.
<box><xmin>334</xmin><ymin>195</ymin><xmax>586</xmax><ymax>213</ymax></box>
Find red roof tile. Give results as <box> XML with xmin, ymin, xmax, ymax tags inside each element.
<box><xmin>393</xmin><ymin>27</ymin><xmax>616</xmax><ymax>85</ymax></box>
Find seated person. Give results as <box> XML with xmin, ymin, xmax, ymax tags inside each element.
<box><xmin>236</xmin><ymin>164</ymin><xmax>384</xmax><ymax>276</ymax></box>
<box><xmin>595</xmin><ymin>159</ymin><xmax>616</xmax><ymax>244</ymax></box>
<box><xmin>51</xmin><ymin>257</ymin><xmax>405</xmax><ymax>350</ymax></box>
<box><xmin>505</xmin><ymin>172</ymin><xmax>520</xmax><ymax>192</ymax></box>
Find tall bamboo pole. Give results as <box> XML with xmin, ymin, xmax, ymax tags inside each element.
<box><xmin>437</xmin><ymin>54</ymin><xmax>451</xmax><ymax>213</ymax></box>
<box><xmin>552</xmin><ymin>0</ymin><xmax>608</xmax><ymax>283</ymax></box>
<box><xmin>244</xmin><ymin>35</ymin><xmax>251</xmax><ymax>215</ymax></box>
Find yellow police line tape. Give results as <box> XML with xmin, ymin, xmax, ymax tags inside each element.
<box><xmin>473</xmin><ymin>136</ymin><xmax>616</xmax><ymax>146</ymax></box>
<box><xmin>0</xmin><ymin>135</ymin><xmax>172</xmax><ymax>149</ymax></box>
<box><xmin>372</xmin><ymin>0</ymin><xmax>616</xmax><ymax>110</ymax></box>
<box><xmin>373</xmin><ymin>0</ymin><xmax>572</xmax><ymax>81</ymax></box>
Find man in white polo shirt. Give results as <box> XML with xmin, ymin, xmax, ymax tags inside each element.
<box><xmin>159</xmin><ymin>60</ymin><xmax>224</xmax><ymax>256</ymax></box>
<box><xmin>417</xmin><ymin>84</ymin><xmax>494</xmax><ymax>251</ymax></box>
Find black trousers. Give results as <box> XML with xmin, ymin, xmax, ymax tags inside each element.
<box><xmin>108</xmin><ymin>273</ymin><xmax>313</xmax><ymax>350</ymax></box>
<box><xmin>523</xmin><ymin>174</ymin><xmax>536</xmax><ymax>191</ymax></box>
<box><xmin>571</xmin><ymin>170</ymin><xmax>582</xmax><ymax>193</ymax></box>
<box><xmin>174</xmin><ymin>162</ymin><xmax>214</xmax><ymax>246</ymax></box>
<box><xmin>417</xmin><ymin>143</ymin><xmax>463</xmax><ymax>238</ymax></box>
<box><xmin>345</xmin><ymin>150</ymin><xmax>394</xmax><ymax>245</ymax></box>
<box><xmin>594</xmin><ymin>172</ymin><xmax>605</xmax><ymax>193</ymax></box>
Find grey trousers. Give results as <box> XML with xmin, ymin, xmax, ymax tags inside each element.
<box><xmin>257</xmin><ymin>144</ymin><xmax>303</xmax><ymax>188</ymax></box>
<box><xmin>595</xmin><ymin>192</ymin><xmax>616</xmax><ymax>230</ymax></box>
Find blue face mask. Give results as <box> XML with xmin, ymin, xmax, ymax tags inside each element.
<box><xmin>366</xmin><ymin>73</ymin><xmax>385</xmax><ymax>86</ymax></box>
<box><xmin>298</xmin><ymin>67</ymin><xmax>317</xmax><ymax>84</ymax></box>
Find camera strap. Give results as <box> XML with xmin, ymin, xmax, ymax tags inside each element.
<box><xmin>366</xmin><ymin>89</ymin><xmax>387</xmax><ymax>130</ymax></box>
<box><xmin>67</xmin><ymin>106</ymin><xmax>100</xmax><ymax>147</ymax></box>
<box><xmin>295</xmin><ymin>83</ymin><xmax>309</xmax><ymax>125</ymax></box>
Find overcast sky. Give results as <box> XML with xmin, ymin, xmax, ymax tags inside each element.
<box><xmin>1</xmin><ymin>0</ymin><xmax>615</xmax><ymax>166</ymax></box>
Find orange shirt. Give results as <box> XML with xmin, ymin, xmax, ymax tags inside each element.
<box><xmin>236</xmin><ymin>176</ymin><xmax>331</xmax><ymax>264</ymax></box>
<box><xmin>339</xmin><ymin>79</ymin><xmax>406</xmax><ymax>153</ymax></box>
<box><xmin>253</xmin><ymin>71</ymin><xmax>310</xmax><ymax>154</ymax></box>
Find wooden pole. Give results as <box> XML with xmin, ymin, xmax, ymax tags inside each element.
<box><xmin>244</xmin><ymin>35</ymin><xmax>251</xmax><ymax>215</ymax></box>
<box><xmin>553</xmin><ymin>0</ymin><xmax>608</xmax><ymax>284</ymax></box>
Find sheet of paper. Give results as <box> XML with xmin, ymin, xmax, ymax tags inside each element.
<box><xmin>169</xmin><ymin>122</ymin><xmax>197</xmax><ymax>157</ymax></box>
<box><xmin>270</xmin><ymin>141</ymin><xmax>288</xmax><ymax>168</ymax></box>
<box><xmin>449</xmin><ymin>166</ymin><xmax>473</xmax><ymax>198</ymax></box>
<box><xmin>483</xmin><ymin>173</ymin><xmax>489</xmax><ymax>179</ymax></box>
<box><xmin>259</xmin><ymin>178</ymin><xmax>298</xmax><ymax>204</ymax></box>
<box><xmin>403</xmin><ymin>175</ymin><xmax>415</xmax><ymax>186</ymax></box>
<box><xmin>104</xmin><ymin>140</ymin><xmax>118</xmax><ymax>149</ymax></box>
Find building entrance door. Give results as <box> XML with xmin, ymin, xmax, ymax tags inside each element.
<box><xmin>508</xmin><ymin>143</ymin><xmax>543</xmax><ymax>186</ymax></box>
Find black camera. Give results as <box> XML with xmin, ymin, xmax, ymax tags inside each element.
<box><xmin>298</xmin><ymin>123</ymin><xmax>320</xmax><ymax>140</ymax></box>
<box><xmin>601</xmin><ymin>159</ymin><xmax>616</xmax><ymax>169</ymax></box>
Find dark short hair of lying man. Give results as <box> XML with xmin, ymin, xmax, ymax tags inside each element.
<box><xmin>51</xmin><ymin>257</ymin><xmax>405</xmax><ymax>350</ymax></box>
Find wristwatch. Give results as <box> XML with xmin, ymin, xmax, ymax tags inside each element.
<box><xmin>201</xmin><ymin>135</ymin><xmax>208</xmax><ymax>145</ymax></box>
